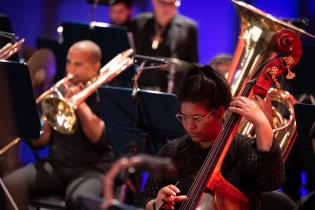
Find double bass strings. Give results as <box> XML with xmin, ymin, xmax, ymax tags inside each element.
<box><xmin>179</xmin><ymin>79</ymin><xmax>256</xmax><ymax>209</ymax></box>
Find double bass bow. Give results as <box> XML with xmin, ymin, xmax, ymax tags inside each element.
<box><xmin>179</xmin><ymin>29</ymin><xmax>302</xmax><ymax>210</ymax></box>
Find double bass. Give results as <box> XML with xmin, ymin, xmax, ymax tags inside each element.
<box><xmin>179</xmin><ymin>29</ymin><xmax>302</xmax><ymax>210</ymax></box>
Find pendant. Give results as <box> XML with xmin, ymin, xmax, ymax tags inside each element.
<box><xmin>151</xmin><ymin>34</ymin><xmax>162</xmax><ymax>50</ymax></box>
<box><xmin>152</xmin><ymin>39</ymin><xmax>159</xmax><ymax>50</ymax></box>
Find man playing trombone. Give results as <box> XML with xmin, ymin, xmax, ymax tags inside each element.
<box><xmin>3</xmin><ymin>40</ymin><xmax>115</xmax><ymax>210</ymax></box>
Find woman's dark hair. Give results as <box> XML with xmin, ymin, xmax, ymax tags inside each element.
<box><xmin>177</xmin><ymin>65</ymin><xmax>232</xmax><ymax>110</ymax></box>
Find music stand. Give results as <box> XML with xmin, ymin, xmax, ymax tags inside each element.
<box><xmin>294</xmin><ymin>103</ymin><xmax>315</xmax><ymax>195</ymax></box>
<box><xmin>60</xmin><ymin>21</ymin><xmax>135</xmax><ymax>88</ymax></box>
<box><xmin>294</xmin><ymin>103</ymin><xmax>315</xmax><ymax>152</ymax></box>
<box><xmin>0</xmin><ymin>60</ymin><xmax>41</xmax><ymax>210</ymax></box>
<box><xmin>0</xmin><ymin>61</ymin><xmax>41</xmax><ymax>143</ymax></box>
<box><xmin>98</xmin><ymin>86</ymin><xmax>185</xmax><ymax>155</ymax></box>
<box><xmin>294</xmin><ymin>103</ymin><xmax>315</xmax><ymax>151</ymax></box>
<box><xmin>138</xmin><ymin>89</ymin><xmax>186</xmax><ymax>152</ymax></box>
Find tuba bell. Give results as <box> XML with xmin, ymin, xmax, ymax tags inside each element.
<box><xmin>228</xmin><ymin>0</ymin><xmax>315</xmax><ymax>96</ymax></box>
<box><xmin>230</xmin><ymin>0</ymin><xmax>314</xmax><ymax>159</ymax></box>
<box><xmin>36</xmin><ymin>48</ymin><xmax>134</xmax><ymax>134</ymax></box>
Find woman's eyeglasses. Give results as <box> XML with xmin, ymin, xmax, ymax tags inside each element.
<box><xmin>175</xmin><ymin>109</ymin><xmax>215</xmax><ymax>124</ymax></box>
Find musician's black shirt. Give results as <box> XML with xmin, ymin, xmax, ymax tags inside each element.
<box><xmin>142</xmin><ymin>134</ymin><xmax>285</xmax><ymax>207</ymax></box>
<box><xmin>129</xmin><ymin>13</ymin><xmax>198</xmax><ymax>92</ymax></box>
<box><xmin>49</xmin><ymin>93</ymin><xmax>114</xmax><ymax>174</ymax></box>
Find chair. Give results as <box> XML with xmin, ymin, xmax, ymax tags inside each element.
<box><xmin>29</xmin><ymin>194</ymin><xmax>66</xmax><ymax>210</ymax></box>
<box><xmin>253</xmin><ymin>190</ymin><xmax>297</xmax><ymax>210</ymax></box>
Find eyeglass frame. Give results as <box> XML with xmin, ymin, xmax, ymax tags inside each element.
<box><xmin>175</xmin><ymin>109</ymin><xmax>215</xmax><ymax>125</ymax></box>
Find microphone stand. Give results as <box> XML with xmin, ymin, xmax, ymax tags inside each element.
<box><xmin>0</xmin><ymin>31</ymin><xmax>16</xmax><ymax>41</ymax></box>
<box><xmin>0</xmin><ymin>178</ymin><xmax>18</xmax><ymax>210</ymax></box>
<box><xmin>131</xmin><ymin>56</ymin><xmax>168</xmax><ymax>153</ymax></box>
<box><xmin>132</xmin><ymin>54</ymin><xmax>168</xmax><ymax>95</ymax></box>
<box><xmin>132</xmin><ymin>64</ymin><xmax>167</xmax><ymax>97</ymax></box>
<box><xmin>130</xmin><ymin>61</ymin><xmax>146</xmax><ymax>154</ymax></box>
<box><xmin>132</xmin><ymin>61</ymin><xmax>145</xmax><ymax>98</ymax></box>
<box><xmin>167</xmin><ymin>62</ymin><xmax>176</xmax><ymax>94</ymax></box>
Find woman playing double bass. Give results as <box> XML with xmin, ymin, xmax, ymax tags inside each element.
<box><xmin>142</xmin><ymin>65</ymin><xmax>285</xmax><ymax>210</ymax></box>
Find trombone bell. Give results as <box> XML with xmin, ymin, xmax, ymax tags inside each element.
<box><xmin>41</xmin><ymin>96</ymin><xmax>77</xmax><ymax>134</ymax></box>
<box><xmin>38</xmin><ymin>48</ymin><xmax>134</xmax><ymax>134</ymax></box>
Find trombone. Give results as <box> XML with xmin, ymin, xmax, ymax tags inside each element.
<box><xmin>36</xmin><ymin>48</ymin><xmax>134</xmax><ymax>134</ymax></box>
<box><xmin>0</xmin><ymin>31</ymin><xmax>24</xmax><ymax>60</ymax></box>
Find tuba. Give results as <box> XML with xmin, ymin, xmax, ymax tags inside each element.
<box><xmin>229</xmin><ymin>0</ymin><xmax>314</xmax><ymax>159</ymax></box>
<box><xmin>36</xmin><ymin>49</ymin><xmax>134</xmax><ymax>134</ymax></box>
<box><xmin>238</xmin><ymin>88</ymin><xmax>297</xmax><ymax>161</ymax></box>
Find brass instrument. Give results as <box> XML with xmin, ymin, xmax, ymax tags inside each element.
<box><xmin>36</xmin><ymin>48</ymin><xmax>134</xmax><ymax>134</ymax></box>
<box><xmin>230</xmin><ymin>1</ymin><xmax>314</xmax><ymax>159</ymax></box>
<box><xmin>238</xmin><ymin>88</ymin><xmax>297</xmax><ymax>160</ymax></box>
<box><xmin>229</xmin><ymin>1</ymin><xmax>314</xmax><ymax>96</ymax></box>
<box><xmin>0</xmin><ymin>31</ymin><xmax>24</xmax><ymax>60</ymax></box>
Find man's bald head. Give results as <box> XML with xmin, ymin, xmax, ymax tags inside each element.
<box><xmin>70</xmin><ymin>40</ymin><xmax>102</xmax><ymax>64</ymax></box>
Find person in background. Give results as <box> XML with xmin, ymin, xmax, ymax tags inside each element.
<box><xmin>109</xmin><ymin>0</ymin><xmax>133</xmax><ymax>27</ymax></box>
<box><xmin>142</xmin><ymin>65</ymin><xmax>285</xmax><ymax>210</ymax></box>
<box><xmin>3</xmin><ymin>40</ymin><xmax>114</xmax><ymax>210</ymax></box>
<box><xmin>129</xmin><ymin>0</ymin><xmax>198</xmax><ymax>92</ymax></box>
<box><xmin>209</xmin><ymin>53</ymin><xmax>233</xmax><ymax>78</ymax></box>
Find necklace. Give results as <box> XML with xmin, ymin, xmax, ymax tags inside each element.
<box><xmin>151</xmin><ymin>21</ymin><xmax>167</xmax><ymax>50</ymax></box>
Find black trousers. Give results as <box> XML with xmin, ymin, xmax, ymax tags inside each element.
<box><xmin>3</xmin><ymin>161</ymin><xmax>103</xmax><ymax>210</ymax></box>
